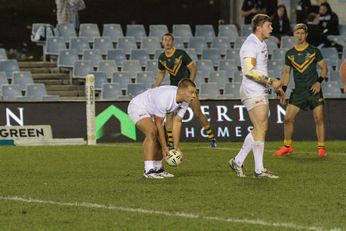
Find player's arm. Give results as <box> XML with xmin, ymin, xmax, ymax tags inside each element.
<box><xmin>241</xmin><ymin>7</ymin><xmax>257</xmax><ymax>16</ymax></box>
<box><xmin>281</xmin><ymin>64</ymin><xmax>292</xmax><ymax>92</ymax></box>
<box><xmin>243</xmin><ymin>57</ymin><xmax>281</xmax><ymax>89</ymax></box>
<box><xmin>187</xmin><ymin>62</ymin><xmax>197</xmax><ymax>81</ymax></box>
<box><xmin>152</xmin><ymin>70</ymin><xmax>165</xmax><ymax>88</ymax></box>
<box><xmin>172</xmin><ymin>114</ymin><xmax>183</xmax><ymax>153</ymax></box>
<box><xmin>154</xmin><ymin>115</ymin><xmax>169</xmax><ymax>157</ymax></box>
<box><xmin>310</xmin><ymin>59</ymin><xmax>328</xmax><ymax>95</ymax></box>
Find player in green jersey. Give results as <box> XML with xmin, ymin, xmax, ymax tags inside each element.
<box><xmin>274</xmin><ymin>23</ymin><xmax>328</xmax><ymax>158</ymax></box>
<box><xmin>153</xmin><ymin>33</ymin><xmax>216</xmax><ymax>148</ymax></box>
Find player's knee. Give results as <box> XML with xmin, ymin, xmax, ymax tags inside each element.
<box><xmin>284</xmin><ymin>117</ymin><xmax>294</xmax><ymax>124</ymax></box>
<box><xmin>145</xmin><ymin>127</ymin><xmax>158</xmax><ymax>140</ymax></box>
<box><xmin>314</xmin><ymin>116</ymin><xmax>324</xmax><ymax>125</ymax></box>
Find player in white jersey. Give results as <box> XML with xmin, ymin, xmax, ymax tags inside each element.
<box><xmin>128</xmin><ymin>79</ymin><xmax>197</xmax><ymax>179</ymax></box>
<box><xmin>228</xmin><ymin>14</ymin><xmax>285</xmax><ymax>179</ymax></box>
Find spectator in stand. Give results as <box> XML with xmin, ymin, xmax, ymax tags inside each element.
<box><xmin>55</xmin><ymin>0</ymin><xmax>85</xmax><ymax>29</ymax></box>
<box><xmin>263</xmin><ymin>0</ymin><xmax>278</xmax><ymax>17</ymax></box>
<box><xmin>318</xmin><ymin>2</ymin><xmax>339</xmax><ymax>35</ymax></box>
<box><xmin>271</xmin><ymin>4</ymin><xmax>293</xmax><ymax>44</ymax></box>
<box><xmin>241</xmin><ymin>0</ymin><xmax>266</xmax><ymax>24</ymax></box>
<box><xmin>306</xmin><ymin>13</ymin><xmax>327</xmax><ymax>47</ymax></box>
<box><xmin>296</xmin><ymin>0</ymin><xmax>312</xmax><ymax>23</ymax></box>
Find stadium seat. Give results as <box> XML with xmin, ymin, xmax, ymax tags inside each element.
<box><xmin>0</xmin><ymin>48</ymin><xmax>7</xmax><ymax>61</ymax></box>
<box><xmin>107</xmin><ymin>49</ymin><xmax>126</xmax><ymax>67</ymax></box>
<box><xmin>280</xmin><ymin>36</ymin><xmax>295</xmax><ymax>48</ymax></box>
<box><xmin>268</xmin><ymin>59</ymin><xmax>284</xmax><ymax>75</ymax></box>
<box><xmin>232</xmin><ymin>71</ymin><xmax>243</xmax><ymax>83</ymax></box>
<box><xmin>122</xmin><ymin>60</ymin><xmax>142</xmax><ymax>79</ymax></box>
<box><xmin>200</xmin><ymin>83</ymin><xmax>219</xmax><ymax>99</ymax></box>
<box><xmin>1</xmin><ymin>84</ymin><xmax>22</xmax><ymax>101</ymax></box>
<box><xmin>266</xmin><ymin>37</ymin><xmax>278</xmax><ymax>57</ymax></box>
<box><xmin>70</xmin><ymin>37</ymin><xmax>91</xmax><ymax>55</ymax></box>
<box><xmin>56</xmin><ymin>23</ymin><xmax>77</xmax><ymax>42</ymax></box>
<box><xmin>79</xmin><ymin>23</ymin><xmax>101</xmax><ymax>43</ymax></box>
<box><xmin>202</xmin><ymin>48</ymin><xmax>221</xmax><ymax>67</ymax></box>
<box><xmin>338</xmin><ymin>24</ymin><xmax>346</xmax><ymax>36</ymax></box>
<box><xmin>186</xmin><ymin>48</ymin><xmax>198</xmax><ymax>61</ymax></box>
<box><xmin>23</xmin><ymin>83</ymin><xmax>59</xmax><ymax>101</ymax></box>
<box><xmin>58</xmin><ymin>49</ymin><xmax>79</xmax><ymax>69</ymax></box>
<box><xmin>83</xmin><ymin>49</ymin><xmax>103</xmax><ymax>67</ymax></box>
<box><xmin>240</xmin><ymin>24</ymin><xmax>252</xmax><ymax>36</ymax></box>
<box><xmin>101</xmin><ymin>83</ymin><xmax>122</xmax><ymax>100</ymax></box>
<box><xmin>188</xmin><ymin>37</ymin><xmax>207</xmax><ymax>55</ymax></box>
<box><xmin>112</xmin><ymin>72</ymin><xmax>132</xmax><ymax>89</ymax></box>
<box><xmin>218</xmin><ymin>24</ymin><xmax>239</xmax><ymax>43</ymax></box>
<box><xmin>73</xmin><ymin>60</ymin><xmax>94</xmax><ymax>79</ymax></box>
<box><xmin>89</xmin><ymin>71</ymin><xmax>108</xmax><ymax>90</ymax></box>
<box><xmin>12</xmin><ymin>71</ymin><xmax>34</xmax><ymax>91</ymax></box>
<box><xmin>149</xmin><ymin>24</ymin><xmax>168</xmax><ymax>37</ymax></box>
<box><xmin>218</xmin><ymin>59</ymin><xmax>237</xmax><ymax>79</ymax></box>
<box><xmin>126</xmin><ymin>24</ymin><xmax>147</xmax><ymax>43</ymax></box>
<box><xmin>172</xmin><ymin>24</ymin><xmax>193</xmax><ymax>44</ymax></box>
<box><xmin>234</xmin><ymin>36</ymin><xmax>247</xmax><ymax>49</ymax></box>
<box><xmin>326</xmin><ymin>35</ymin><xmax>346</xmax><ymax>47</ymax></box>
<box><xmin>130</xmin><ymin>49</ymin><xmax>150</xmax><ymax>67</ymax></box>
<box><xmin>0</xmin><ymin>71</ymin><xmax>8</xmax><ymax>85</ymax></box>
<box><xmin>224</xmin><ymin>82</ymin><xmax>241</xmax><ymax>98</ymax></box>
<box><xmin>94</xmin><ymin>37</ymin><xmax>114</xmax><ymax>55</ymax></box>
<box><xmin>141</xmin><ymin>37</ymin><xmax>161</xmax><ymax>55</ymax></box>
<box><xmin>212</xmin><ymin>37</ymin><xmax>232</xmax><ymax>56</ymax></box>
<box><xmin>102</xmin><ymin>24</ymin><xmax>124</xmax><ymax>43</ymax></box>
<box><xmin>226</xmin><ymin>49</ymin><xmax>241</xmax><ymax>67</ymax></box>
<box><xmin>322</xmin><ymin>81</ymin><xmax>342</xmax><ymax>98</ymax></box>
<box><xmin>117</xmin><ymin>37</ymin><xmax>137</xmax><ymax>55</ymax></box>
<box><xmin>146</xmin><ymin>60</ymin><xmax>159</xmax><ymax>74</ymax></box>
<box><xmin>194</xmin><ymin>71</ymin><xmax>207</xmax><ymax>88</ymax></box>
<box><xmin>328</xmin><ymin>69</ymin><xmax>340</xmax><ymax>83</ymax></box>
<box><xmin>272</xmin><ymin>48</ymin><xmax>289</xmax><ymax>61</ymax></box>
<box><xmin>196</xmin><ymin>60</ymin><xmax>214</xmax><ymax>77</ymax></box>
<box><xmin>31</xmin><ymin>23</ymin><xmax>53</xmax><ymax>43</ymax></box>
<box><xmin>208</xmin><ymin>71</ymin><xmax>228</xmax><ymax>89</ymax></box>
<box><xmin>127</xmin><ymin>83</ymin><xmax>146</xmax><ymax>97</ymax></box>
<box><xmin>136</xmin><ymin>71</ymin><xmax>154</xmax><ymax>88</ymax></box>
<box><xmin>321</xmin><ymin>47</ymin><xmax>339</xmax><ymax>60</ymax></box>
<box><xmin>0</xmin><ymin>59</ymin><xmax>20</xmax><ymax>80</ymax></box>
<box><xmin>195</xmin><ymin>25</ymin><xmax>216</xmax><ymax>43</ymax></box>
<box><xmin>172</xmin><ymin>36</ymin><xmax>185</xmax><ymax>49</ymax></box>
<box><xmin>45</xmin><ymin>37</ymin><xmax>67</xmax><ymax>56</ymax></box>
<box><xmin>97</xmin><ymin>60</ymin><xmax>117</xmax><ymax>79</ymax></box>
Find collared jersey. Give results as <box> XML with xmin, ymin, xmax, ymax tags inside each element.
<box><xmin>129</xmin><ymin>85</ymin><xmax>189</xmax><ymax>118</ymax></box>
<box><xmin>285</xmin><ymin>44</ymin><xmax>323</xmax><ymax>89</ymax></box>
<box><xmin>158</xmin><ymin>48</ymin><xmax>193</xmax><ymax>86</ymax></box>
<box><xmin>240</xmin><ymin>33</ymin><xmax>269</xmax><ymax>98</ymax></box>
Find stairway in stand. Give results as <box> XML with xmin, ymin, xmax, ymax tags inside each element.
<box><xmin>19</xmin><ymin>61</ymin><xmax>86</xmax><ymax>100</ymax></box>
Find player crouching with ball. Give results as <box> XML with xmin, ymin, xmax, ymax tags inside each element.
<box><xmin>127</xmin><ymin>79</ymin><xmax>196</xmax><ymax>179</ymax></box>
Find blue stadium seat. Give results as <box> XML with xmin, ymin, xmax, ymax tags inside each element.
<box><xmin>102</xmin><ymin>24</ymin><xmax>124</xmax><ymax>43</ymax></box>
<box><xmin>101</xmin><ymin>83</ymin><xmax>122</xmax><ymax>100</ymax></box>
<box><xmin>122</xmin><ymin>60</ymin><xmax>142</xmax><ymax>79</ymax></box>
<box><xmin>186</xmin><ymin>48</ymin><xmax>198</xmax><ymax>61</ymax></box>
<box><xmin>1</xmin><ymin>84</ymin><xmax>22</xmax><ymax>101</ymax></box>
<box><xmin>172</xmin><ymin>36</ymin><xmax>185</xmax><ymax>49</ymax></box>
<box><xmin>73</xmin><ymin>60</ymin><xmax>94</xmax><ymax>79</ymax></box>
<box><xmin>58</xmin><ymin>49</ymin><xmax>79</xmax><ymax>69</ymax></box>
<box><xmin>0</xmin><ymin>48</ymin><xmax>7</xmax><ymax>61</ymax></box>
<box><xmin>12</xmin><ymin>71</ymin><xmax>34</xmax><ymax>91</ymax></box>
<box><xmin>234</xmin><ymin>36</ymin><xmax>247</xmax><ymax>49</ymax></box>
<box><xmin>196</xmin><ymin>59</ymin><xmax>214</xmax><ymax>77</ymax></box>
<box><xmin>208</xmin><ymin>71</ymin><xmax>228</xmax><ymax>89</ymax></box>
<box><xmin>126</xmin><ymin>24</ymin><xmax>147</xmax><ymax>43</ymax></box>
<box><xmin>45</xmin><ymin>37</ymin><xmax>67</xmax><ymax>56</ymax></box>
<box><xmin>94</xmin><ymin>37</ymin><xmax>114</xmax><ymax>55</ymax></box>
<box><xmin>232</xmin><ymin>71</ymin><xmax>243</xmax><ymax>83</ymax></box>
<box><xmin>112</xmin><ymin>72</ymin><xmax>132</xmax><ymax>89</ymax></box>
<box><xmin>321</xmin><ymin>47</ymin><xmax>339</xmax><ymax>60</ymax></box>
<box><xmin>83</xmin><ymin>49</ymin><xmax>103</xmax><ymax>67</ymax></box>
<box><xmin>195</xmin><ymin>25</ymin><xmax>216</xmax><ymax>43</ymax></box>
<box><xmin>117</xmin><ymin>37</ymin><xmax>137</xmax><ymax>55</ymax></box>
<box><xmin>21</xmin><ymin>83</ymin><xmax>59</xmax><ymax>101</ymax></box>
<box><xmin>146</xmin><ymin>60</ymin><xmax>159</xmax><ymax>74</ymax></box>
<box><xmin>0</xmin><ymin>59</ymin><xmax>20</xmax><ymax>80</ymax></box>
<box><xmin>89</xmin><ymin>71</ymin><xmax>108</xmax><ymax>90</ymax></box>
<box><xmin>280</xmin><ymin>36</ymin><xmax>295</xmax><ymax>49</ymax></box>
<box><xmin>136</xmin><ymin>71</ymin><xmax>154</xmax><ymax>88</ymax></box>
<box><xmin>56</xmin><ymin>23</ymin><xmax>77</xmax><ymax>42</ymax></box>
<box><xmin>141</xmin><ymin>37</ymin><xmax>161</xmax><ymax>55</ymax></box>
<box><xmin>97</xmin><ymin>60</ymin><xmax>117</xmax><ymax>79</ymax></box>
<box><xmin>107</xmin><ymin>49</ymin><xmax>126</xmax><ymax>67</ymax></box>
<box><xmin>226</xmin><ymin>49</ymin><xmax>241</xmax><ymax>67</ymax></box>
<box><xmin>188</xmin><ymin>37</ymin><xmax>207</xmax><ymax>55</ymax></box>
<box><xmin>218</xmin><ymin>59</ymin><xmax>237</xmax><ymax>79</ymax></box>
<box><xmin>240</xmin><ymin>24</ymin><xmax>252</xmax><ymax>36</ymax></box>
<box><xmin>173</xmin><ymin>24</ymin><xmax>193</xmax><ymax>44</ymax></box>
<box><xmin>0</xmin><ymin>71</ymin><xmax>8</xmax><ymax>86</ymax></box>
<box><xmin>79</xmin><ymin>23</ymin><xmax>101</xmax><ymax>43</ymax></box>
<box><xmin>70</xmin><ymin>37</ymin><xmax>91</xmax><ymax>55</ymax></box>
<box><xmin>199</xmin><ymin>83</ymin><xmax>219</xmax><ymax>99</ymax></box>
<box><xmin>218</xmin><ymin>24</ymin><xmax>238</xmax><ymax>43</ymax></box>
<box><xmin>272</xmin><ymin>48</ymin><xmax>289</xmax><ymax>61</ymax></box>
<box><xmin>149</xmin><ymin>24</ymin><xmax>168</xmax><ymax>37</ymax></box>
<box><xmin>339</xmin><ymin>24</ymin><xmax>346</xmax><ymax>36</ymax></box>
<box><xmin>127</xmin><ymin>83</ymin><xmax>146</xmax><ymax>97</ymax></box>
<box><xmin>212</xmin><ymin>37</ymin><xmax>232</xmax><ymax>56</ymax></box>
<box><xmin>322</xmin><ymin>81</ymin><xmax>342</xmax><ymax>98</ymax></box>
<box><xmin>202</xmin><ymin>48</ymin><xmax>221</xmax><ymax>67</ymax></box>
<box><xmin>224</xmin><ymin>82</ymin><xmax>241</xmax><ymax>98</ymax></box>
<box><xmin>130</xmin><ymin>49</ymin><xmax>150</xmax><ymax>67</ymax></box>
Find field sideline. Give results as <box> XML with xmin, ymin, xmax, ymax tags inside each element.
<box><xmin>0</xmin><ymin>141</ymin><xmax>345</xmax><ymax>231</ymax></box>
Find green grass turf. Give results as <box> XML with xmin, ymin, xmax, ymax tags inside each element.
<box><xmin>0</xmin><ymin>141</ymin><xmax>345</xmax><ymax>231</ymax></box>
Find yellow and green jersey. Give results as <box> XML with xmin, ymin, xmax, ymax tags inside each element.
<box><xmin>158</xmin><ymin>48</ymin><xmax>193</xmax><ymax>86</ymax></box>
<box><xmin>285</xmin><ymin>44</ymin><xmax>324</xmax><ymax>89</ymax></box>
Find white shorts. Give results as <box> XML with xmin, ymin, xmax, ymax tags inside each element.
<box><xmin>127</xmin><ymin>103</ymin><xmax>151</xmax><ymax>124</ymax></box>
<box><xmin>241</xmin><ymin>95</ymin><xmax>269</xmax><ymax>111</ymax></box>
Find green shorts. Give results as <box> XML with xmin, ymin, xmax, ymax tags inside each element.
<box><xmin>289</xmin><ymin>88</ymin><xmax>324</xmax><ymax>110</ymax></box>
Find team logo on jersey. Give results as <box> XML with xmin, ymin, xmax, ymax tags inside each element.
<box><xmin>305</xmin><ymin>52</ymin><xmax>311</xmax><ymax>60</ymax></box>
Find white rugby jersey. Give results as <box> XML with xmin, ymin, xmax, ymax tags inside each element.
<box><xmin>129</xmin><ymin>85</ymin><xmax>189</xmax><ymax>118</ymax></box>
<box><xmin>239</xmin><ymin>33</ymin><xmax>269</xmax><ymax>98</ymax></box>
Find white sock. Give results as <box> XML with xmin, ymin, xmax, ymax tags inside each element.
<box><xmin>144</xmin><ymin>161</ymin><xmax>155</xmax><ymax>173</ymax></box>
<box><xmin>252</xmin><ymin>141</ymin><xmax>264</xmax><ymax>174</ymax></box>
<box><xmin>153</xmin><ymin>160</ymin><xmax>162</xmax><ymax>170</ymax></box>
<box><xmin>234</xmin><ymin>132</ymin><xmax>254</xmax><ymax>166</ymax></box>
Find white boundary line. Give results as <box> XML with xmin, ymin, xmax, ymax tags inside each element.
<box><xmin>0</xmin><ymin>195</ymin><xmax>339</xmax><ymax>231</ymax></box>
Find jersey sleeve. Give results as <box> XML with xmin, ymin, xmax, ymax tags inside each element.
<box><xmin>285</xmin><ymin>51</ymin><xmax>292</xmax><ymax>67</ymax></box>
<box><xmin>176</xmin><ymin>102</ymin><xmax>189</xmax><ymax>119</ymax></box>
<box><xmin>315</xmin><ymin>48</ymin><xmax>324</xmax><ymax>62</ymax></box>
<box><xmin>182</xmin><ymin>50</ymin><xmax>193</xmax><ymax>66</ymax></box>
<box><xmin>158</xmin><ymin>55</ymin><xmax>166</xmax><ymax>71</ymax></box>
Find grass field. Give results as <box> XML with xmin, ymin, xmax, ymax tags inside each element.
<box><xmin>0</xmin><ymin>141</ymin><xmax>345</xmax><ymax>231</ymax></box>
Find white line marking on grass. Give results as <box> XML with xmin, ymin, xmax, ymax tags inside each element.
<box><xmin>0</xmin><ymin>195</ymin><xmax>339</xmax><ymax>231</ymax></box>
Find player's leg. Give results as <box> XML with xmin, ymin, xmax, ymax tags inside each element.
<box><xmin>190</xmin><ymin>96</ymin><xmax>217</xmax><ymax>148</ymax></box>
<box><xmin>274</xmin><ymin>104</ymin><xmax>300</xmax><ymax>156</ymax></box>
<box><xmin>136</xmin><ymin>118</ymin><xmax>164</xmax><ymax>179</ymax></box>
<box><xmin>312</xmin><ymin>105</ymin><xmax>327</xmax><ymax>157</ymax></box>
<box><xmin>165</xmin><ymin>112</ymin><xmax>174</xmax><ymax>149</ymax></box>
<box><xmin>153</xmin><ymin>140</ymin><xmax>174</xmax><ymax>178</ymax></box>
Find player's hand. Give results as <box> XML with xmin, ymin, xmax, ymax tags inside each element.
<box><xmin>276</xmin><ymin>88</ymin><xmax>286</xmax><ymax>105</ymax></box>
<box><xmin>310</xmin><ymin>82</ymin><xmax>321</xmax><ymax>95</ymax></box>
<box><xmin>162</xmin><ymin>147</ymin><xmax>169</xmax><ymax>158</ymax></box>
<box><xmin>271</xmin><ymin>79</ymin><xmax>282</xmax><ymax>91</ymax></box>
